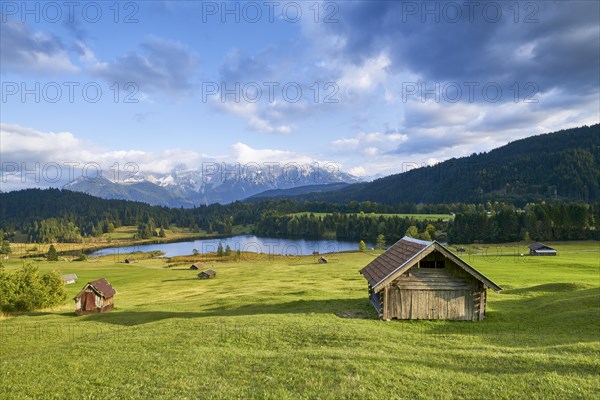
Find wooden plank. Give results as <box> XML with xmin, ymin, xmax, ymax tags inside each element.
<box><xmin>466</xmin><ymin>291</ymin><xmax>473</xmax><ymax>321</ymax></box>
<box><xmin>411</xmin><ymin>290</ymin><xmax>420</xmax><ymax>319</ymax></box>
<box><xmin>401</xmin><ymin>290</ymin><xmax>411</xmax><ymax>319</ymax></box>
<box><xmin>396</xmin><ymin>283</ymin><xmax>475</xmax><ymax>290</ymax></box>
<box><xmin>436</xmin><ymin>290</ymin><xmax>448</xmax><ymax>319</ymax></box>
<box><xmin>479</xmin><ymin>289</ymin><xmax>486</xmax><ymax>321</ymax></box>
<box><xmin>383</xmin><ymin>286</ymin><xmax>390</xmax><ymax>320</ymax></box>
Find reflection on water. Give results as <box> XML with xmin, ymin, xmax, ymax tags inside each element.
<box><xmin>89</xmin><ymin>235</ymin><xmax>375</xmax><ymax>258</ymax></box>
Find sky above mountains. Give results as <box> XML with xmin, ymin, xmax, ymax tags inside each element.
<box><xmin>1</xmin><ymin>1</ymin><xmax>599</xmax><ymax>190</ymax></box>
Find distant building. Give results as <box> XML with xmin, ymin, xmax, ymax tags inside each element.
<box><xmin>124</xmin><ymin>258</ymin><xmax>136</xmax><ymax>264</ymax></box>
<box><xmin>318</xmin><ymin>256</ymin><xmax>328</xmax><ymax>264</ymax></box>
<box><xmin>190</xmin><ymin>263</ymin><xmax>204</xmax><ymax>270</ymax></box>
<box><xmin>61</xmin><ymin>273</ymin><xmax>78</xmax><ymax>285</ymax></box>
<box><xmin>528</xmin><ymin>243</ymin><xmax>557</xmax><ymax>256</ymax></box>
<box><xmin>360</xmin><ymin>236</ymin><xmax>502</xmax><ymax>321</ymax></box>
<box><xmin>74</xmin><ymin>278</ymin><xmax>116</xmax><ymax>316</ymax></box>
<box><xmin>198</xmin><ymin>269</ymin><xmax>216</xmax><ymax>279</ymax></box>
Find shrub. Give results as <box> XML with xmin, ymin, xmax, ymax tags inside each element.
<box><xmin>0</xmin><ymin>264</ymin><xmax>66</xmax><ymax>312</ymax></box>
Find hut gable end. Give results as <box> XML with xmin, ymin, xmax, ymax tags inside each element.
<box><xmin>359</xmin><ymin>237</ymin><xmax>502</xmax><ymax>321</ymax></box>
<box><xmin>74</xmin><ymin>278</ymin><xmax>116</xmax><ymax>316</ymax></box>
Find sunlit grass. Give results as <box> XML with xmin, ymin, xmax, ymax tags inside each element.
<box><xmin>0</xmin><ymin>241</ymin><xmax>598</xmax><ymax>399</ymax></box>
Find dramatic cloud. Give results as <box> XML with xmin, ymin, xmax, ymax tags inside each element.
<box><xmin>89</xmin><ymin>36</ymin><xmax>199</xmax><ymax>95</ymax></box>
<box><xmin>316</xmin><ymin>1</ymin><xmax>599</xmax><ymax>95</ymax></box>
<box><xmin>0</xmin><ymin>20</ymin><xmax>79</xmax><ymax>74</ymax></box>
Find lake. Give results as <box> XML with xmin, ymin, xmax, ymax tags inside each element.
<box><xmin>89</xmin><ymin>235</ymin><xmax>375</xmax><ymax>258</ymax></box>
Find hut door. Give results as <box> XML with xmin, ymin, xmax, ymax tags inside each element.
<box><xmin>84</xmin><ymin>291</ymin><xmax>96</xmax><ymax>311</ymax></box>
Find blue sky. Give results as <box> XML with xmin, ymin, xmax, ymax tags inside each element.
<box><xmin>1</xmin><ymin>1</ymin><xmax>599</xmax><ymax>189</ymax></box>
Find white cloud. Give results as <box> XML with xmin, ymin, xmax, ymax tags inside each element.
<box><xmin>332</xmin><ymin>131</ymin><xmax>407</xmax><ymax>153</ymax></box>
<box><xmin>0</xmin><ymin>124</ymin><xmax>205</xmax><ymax>184</ymax></box>
<box><xmin>348</xmin><ymin>166</ymin><xmax>367</xmax><ymax>176</ymax></box>
<box><xmin>337</xmin><ymin>53</ymin><xmax>391</xmax><ymax>93</ymax></box>
<box><xmin>231</xmin><ymin>142</ymin><xmax>313</xmax><ymax>165</ymax></box>
<box><xmin>363</xmin><ymin>147</ymin><xmax>378</xmax><ymax>156</ymax></box>
<box><xmin>332</xmin><ymin>138</ymin><xmax>359</xmax><ymax>150</ymax></box>
<box><xmin>218</xmin><ymin>100</ymin><xmax>293</xmax><ymax>135</ymax></box>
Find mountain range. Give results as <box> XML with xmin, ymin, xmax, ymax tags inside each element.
<box><xmin>64</xmin><ymin>163</ymin><xmax>359</xmax><ymax>207</ymax></box>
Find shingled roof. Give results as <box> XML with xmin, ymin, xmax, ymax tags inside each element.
<box><xmin>360</xmin><ymin>237</ymin><xmax>430</xmax><ymax>287</ymax></box>
<box><xmin>528</xmin><ymin>242</ymin><xmax>555</xmax><ymax>251</ymax></box>
<box><xmin>360</xmin><ymin>236</ymin><xmax>502</xmax><ymax>292</ymax></box>
<box><xmin>74</xmin><ymin>278</ymin><xmax>116</xmax><ymax>300</ymax></box>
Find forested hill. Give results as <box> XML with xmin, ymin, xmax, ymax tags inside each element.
<box><xmin>284</xmin><ymin>124</ymin><xmax>600</xmax><ymax>205</ymax></box>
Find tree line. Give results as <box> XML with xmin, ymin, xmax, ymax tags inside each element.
<box><xmin>0</xmin><ymin>189</ymin><xmax>597</xmax><ymax>245</ymax></box>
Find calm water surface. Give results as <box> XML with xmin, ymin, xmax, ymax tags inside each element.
<box><xmin>89</xmin><ymin>235</ymin><xmax>375</xmax><ymax>258</ymax></box>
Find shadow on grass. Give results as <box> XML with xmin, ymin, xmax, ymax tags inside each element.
<box><xmin>161</xmin><ymin>278</ymin><xmax>200</xmax><ymax>282</ymax></box>
<box><xmin>83</xmin><ymin>298</ymin><xmax>374</xmax><ymax>326</ymax></box>
<box><xmin>502</xmin><ymin>282</ymin><xmax>583</xmax><ymax>295</ymax></box>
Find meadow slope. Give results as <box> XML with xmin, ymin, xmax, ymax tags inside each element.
<box><xmin>0</xmin><ymin>242</ymin><xmax>598</xmax><ymax>399</ymax></box>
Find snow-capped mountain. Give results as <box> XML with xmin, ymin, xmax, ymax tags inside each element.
<box><xmin>64</xmin><ymin>163</ymin><xmax>360</xmax><ymax>207</ymax></box>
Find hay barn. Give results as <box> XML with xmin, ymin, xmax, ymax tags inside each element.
<box><xmin>61</xmin><ymin>273</ymin><xmax>78</xmax><ymax>285</ymax></box>
<box><xmin>74</xmin><ymin>278</ymin><xmax>116</xmax><ymax>316</ymax></box>
<box><xmin>190</xmin><ymin>263</ymin><xmax>204</xmax><ymax>270</ymax></box>
<box><xmin>360</xmin><ymin>237</ymin><xmax>502</xmax><ymax>321</ymax></box>
<box><xmin>528</xmin><ymin>243</ymin><xmax>557</xmax><ymax>256</ymax></box>
<box><xmin>198</xmin><ymin>270</ymin><xmax>216</xmax><ymax>279</ymax></box>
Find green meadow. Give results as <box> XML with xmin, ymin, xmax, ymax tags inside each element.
<box><xmin>0</xmin><ymin>241</ymin><xmax>598</xmax><ymax>399</ymax></box>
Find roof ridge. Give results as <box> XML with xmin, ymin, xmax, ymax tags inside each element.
<box><xmin>401</xmin><ymin>236</ymin><xmax>433</xmax><ymax>246</ymax></box>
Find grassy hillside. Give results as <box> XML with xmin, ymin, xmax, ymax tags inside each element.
<box><xmin>1</xmin><ymin>242</ymin><xmax>598</xmax><ymax>399</ymax></box>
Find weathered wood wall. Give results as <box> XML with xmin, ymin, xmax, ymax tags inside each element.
<box><xmin>380</xmin><ymin>254</ymin><xmax>487</xmax><ymax>321</ymax></box>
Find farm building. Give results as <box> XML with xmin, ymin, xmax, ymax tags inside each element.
<box><xmin>359</xmin><ymin>236</ymin><xmax>502</xmax><ymax>321</ymax></box>
<box><xmin>74</xmin><ymin>278</ymin><xmax>116</xmax><ymax>316</ymax></box>
<box><xmin>318</xmin><ymin>256</ymin><xmax>328</xmax><ymax>264</ymax></box>
<box><xmin>124</xmin><ymin>258</ymin><xmax>136</xmax><ymax>264</ymax></box>
<box><xmin>61</xmin><ymin>273</ymin><xmax>78</xmax><ymax>285</ymax></box>
<box><xmin>198</xmin><ymin>269</ymin><xmax>216</xmax><ymax>279</ymax></box>
<box><xmin>190</xmin><ymin>263</ymin><xmax>204</xmax><ymax>270</ymax></box>
<box><xmin>529</xmin><ymin>243</ymin><xmax>557</xmax><ymax>256</ymax></box>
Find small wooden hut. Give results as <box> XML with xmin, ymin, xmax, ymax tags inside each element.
<box><xmin>74</xmin><ymin>278</ymin><xmax>116</xmax><ymax>316</ymax></box>
<box><xmin>198</xmin><ymin>270</ymin><xmax>216</xmax><ymax>279</ymax></box>
<box><xmin>318</xmin><ymin>256</ymin><xmax>328</xmax><ymax>264</ymax></box>
<box><xmin>190</xmin><ymin>263</ymin><xmax>204</xmax><ymax>270</ymax></box>
<box><xmin>124</xmin><ymin>258</ymin><xmax>136</xmax><ymax>264</ymax></box>
<box><xmin>528</xmin><ymin>243</ymin><xmax>557</xmax><ymax>256</ymax></box>
<box><xmin>360</xmin><ymin>237</ymin><xmax>502</xmax><ymax>321</ymax></box>
<box><xmin>61</xmin><ymin>273</ymin><xmax>78</xmax><ymax>285</ymax></box>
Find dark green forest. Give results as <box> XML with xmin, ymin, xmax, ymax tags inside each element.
<box><xmin>0</xmin><ymin>188</ymin><xmax>597</xmax><ymax>246</ymax></box>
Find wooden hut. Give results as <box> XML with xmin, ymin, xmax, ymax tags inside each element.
<box><xmin>61</xmin><ymin>273</ymin><xmax>78</xmax><ymax>285</ymax></box>
<box><xmin>74</xmin><ymin>278</ymin><xmax>116</xmax><ymax>316</ymax></box>
<box><xmin>318</xmin><ymin>256</ymin><xmax>328</xmax><ymax>264</ymax></box>
<box><xmin>359</xmin><ymin>236</ymin><xmax>502</xmax><ymax>321</ymax></box>
<box><xmin>528</xmin><ymin>243</ymin><xmax>557</xmax><ymax>256</ymax></box>
<box><xmin>124</xmin><ymin>258</ymin><xmax>136</xmax><ymax>264</ymax></box>
<box><xmin>190</xmin><ymin>263</ymin><xmax>204</xmax><ymax>270</ymax></box>
<box><xmin>198</xmin><ymin>269</ymin><xmax>216</xmax><ymax>279</ymax></box>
